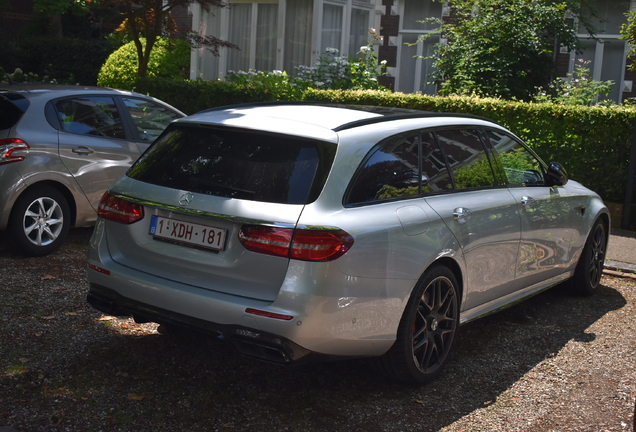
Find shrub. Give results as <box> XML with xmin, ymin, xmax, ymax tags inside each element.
<box><xmin>98</xmin><ymin>38</ymin><xmax>190</xmax><ymax>90</ymax></box>
<box><xmin>534</xmin><ymin>60</ymin><xmax>614</xmax><ymax>106</ymax></box>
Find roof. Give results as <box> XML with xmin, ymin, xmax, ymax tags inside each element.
<box><xmin>179</xmin><ymin>102</ymin><xmax>495</xmax><ymax>142</ymax></box>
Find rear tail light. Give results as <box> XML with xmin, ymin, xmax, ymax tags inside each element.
<box><xmin>238</xmin><ymin>225</ymin><xmax>353</xmax><ymax>262</ymax></box>
<box><xmin>98</xmin><ymin>192</ymin><xmax>144</xmax><ymax>224</ymax></box>
<box><xmin>0</xmin><ymin>139</ymin><xmax>29</xmax><ymax>165</ymax></box>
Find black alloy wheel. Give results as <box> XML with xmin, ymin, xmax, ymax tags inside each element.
<box><xmin>571</xmin><ymin>219</ymin><xmax>607</xmax><ymax>296</ymax></box>
<box><xmin>377</xmin><ymin>265</ymin><xmax>460</xmax><ymax>384</ymax></box>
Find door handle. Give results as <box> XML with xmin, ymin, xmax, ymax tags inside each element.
<box><xmin>521</xmin><ymin>196</ymin><xmax>536</xmax><ymax>208</ymax></box>
<box><xmin>72</xmin><ymin>146</ymin><xmax>94</xmax><ymax>155</ymax></box>
<box><xmin>453</xmin><ymin>207</ymin><xmax>471</xmax><ymax>221</ymax></box>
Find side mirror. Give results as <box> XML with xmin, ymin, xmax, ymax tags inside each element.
<box><xmin>546</xmin><ymin>161</ymin><xmax>568</xmax><ymax>186</ymax></box>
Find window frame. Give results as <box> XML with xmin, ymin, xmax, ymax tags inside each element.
<box><xmin>344</xmin><ymin>126</ymin><xmax>522</xmax><ymax>208</ymax></box>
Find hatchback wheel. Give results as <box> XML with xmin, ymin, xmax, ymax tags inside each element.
<box><xmin>376</xmin><ymin>265</ymin><xmax>460</xmax><ymax>384</ymax></box>
<box><xmin>9</xmin><ymin>186</ymin><xmax>71</xmax><ymax>257</ymax></box>
<box><xmin>571</xmin><ymin>219</ymin><xmax>607</xmax><ymax>296</ymax></box>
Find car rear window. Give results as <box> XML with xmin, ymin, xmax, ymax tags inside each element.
<box><xmin>127</xmin><ymin>124</ymin><xmax>337</xmax><ymax>204</ymax></box>
<box><xmin>0</xmin><ymin>92</ymin><xmax>29</xmax><ymax>130</ymax></box>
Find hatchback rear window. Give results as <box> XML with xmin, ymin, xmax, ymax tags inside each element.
<box><xmin>0</xmin><ymin>92</ymin><xmax>29</xmax><ymax>130</ymax></box>
<box><xmin>127</xmin><ymin>124</ymin><xmax>336</xmax><ymax>204</ymax></box>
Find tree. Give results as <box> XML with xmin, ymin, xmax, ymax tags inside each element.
<box><xmin>31</xmin><ymin>0</ymin><xmax>121</xmax><ymax>38</ymax></box>
<box><xmin>418</xmin><ymin>0</ymin><xmax>598</xmax><ymax>100</ymax></box>
<box><xmin>33</xmin><ymin>0</ymin><xmax>90</xmax><ymax>37</ymax></box>
<box><xmin>621</xmin><ymin>10</ymin><xmax>636</xmax><ymax>71</ymax></box>
<box><xmin>113</xmin><ymin>0</ymin><xmax>237</xmax><ymax>79</ymax></box>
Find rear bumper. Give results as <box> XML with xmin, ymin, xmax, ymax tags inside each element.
<box><xmin>88</xmin><ymin>283</ymin><xmax>335</xmax><ymax>365</ymax></box>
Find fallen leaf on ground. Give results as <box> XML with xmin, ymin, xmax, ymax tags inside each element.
<box><xmin>127</xmin><ymin>393</ymin><xmax>153</xmax><ymax>401</ymax></box>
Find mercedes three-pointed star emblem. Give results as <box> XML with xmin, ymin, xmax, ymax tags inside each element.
<box><xmin>179</xmin><ymin>192</ymin><xmax>194</xmax><ymax>206</ymax></box>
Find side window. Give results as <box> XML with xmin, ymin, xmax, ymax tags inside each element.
<box><xmin>435</xmin><ymin>129</ymin><xmax>496</xmax><ymax>190</ymax></box>
<box><xmin>421</xmin><ymin>132</ymin><xmax>453</xmax><ymax>192</ymax></box>
<box><xmin>486</xmin><ymin>130</ymin><xmax>545</xmax><ymax>186</ymax></box>
<box><xmin>346</xmin><ymin>133</ymin><xmax>420</xmax><ymax>205</ymax></box>
<box><xmin>122</xmin><ymin>98</ymin><xmax>181</xmax><ymax>142</ymax></box>
<box><xmin>55</xmin><ymin>97</ymin><xmax>126</xmax><ymax>139</ymax></box>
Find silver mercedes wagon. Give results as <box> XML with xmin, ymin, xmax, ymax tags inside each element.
<box><xmin>86</xmin><ymin>103</ymin><xmax>609</xmax><ymax>384</ymax></box>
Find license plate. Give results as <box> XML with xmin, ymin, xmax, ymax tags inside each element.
<box><xmin>149</xmin><ymin>215</ymin><xmax>227</xmax><ymax>251</ymax></box>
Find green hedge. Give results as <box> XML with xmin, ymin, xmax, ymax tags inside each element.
<box><xmin>129</xmin><ymin>79</ymin><xmax>636</xmax><ymax>205</ymax></box>
<box><xmin>132</xmin><ymin>77</ymin><xmax>277</xmax><ymax>114</ymax></box>
<box><xmin>1</xmin><ymin>37</ymin><xmax>119</xmax><ymax>85</ymax></box>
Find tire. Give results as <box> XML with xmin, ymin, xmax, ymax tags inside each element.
<box><xmin>571</xmin><ymin>219</ymin><xmax>607</xmax><ymax>296</ymax></box>
<box><xmin>376</xmin><ymin>265</ymin><xmax>460</xmax><ymax>384</ymax></box>
<box><xmin>8</xmin><ymin>186</ymin><xmax>71</xmax><ymax>257</ymax></box>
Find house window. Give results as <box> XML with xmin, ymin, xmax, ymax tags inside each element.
<box><xmin>191</xmin><ymin>0</ymin><xmax>377</xmax><ymax>80</ymax></box>
<box><xmin>227</xmin><ymin>1</ymin><xmax>279</xmax><ymax>73</ymax></box>
<box><xmin>321</xmin><ymin>3</ymin><xmax>344</xmax><ymax>53</ymax></box>
<box><xmin>396</xmin><ymin>0</ymin><xmax>444</xmax><ymax>94</ymax></box>
<box><xmin>349</xmin><ymin>7</ymin><xmax>370</xmax><ymax>56</ymax></box>
<box><xmin>572</xmin><ymin>0</ymin><xmax>628</xmax><ymax>103</ymax></box>
<box><xmin>284</xmin><ymin>0</ymin><xmax>313</xmax><ymax>73</ymax></box>
<box><xmin>320</xmin><ymin>1</ymin><xmax>373</xmax><ymax>57</ymax></box>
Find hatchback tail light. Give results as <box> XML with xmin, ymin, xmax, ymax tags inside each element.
<box><xmin>238</xmin><ymin>225</ymin><xmax>353</xmax><ymax>262</ymax></box>
<box><xmin>98</xmin><ymin>192</ymin><xmax>144</xmax><ymax>224</ymax></box>
<box><xmin>0</xmin><ymin>139</ymin><xmax>29</xmax><ymax>165</ymax></box>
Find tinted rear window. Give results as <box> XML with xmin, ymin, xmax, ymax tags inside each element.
<box><xmin>127</xmin><ymin>124</ymin><xmax>336</xmax><ymax>204</ymax></box>
<box><xmin>0</xmin><ymin>92</ymin><xmax>29</xmax><ymax>130</ymax></box>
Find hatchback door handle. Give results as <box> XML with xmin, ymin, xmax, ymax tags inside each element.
<box><xmin>72</xmin><ymin>146</ymin><xmax>94</xmax><ymax>155</ymax></box>
<box><xmin>453</xmin><ymin>207</ymin><xmax>471</xmax><ymax>221</ymax></box>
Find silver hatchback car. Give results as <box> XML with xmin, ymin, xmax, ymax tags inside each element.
<box><xmin>0</xmin><ymin>85</ymin><xmax>184</xmax><ymax>256</ymax></box>
<box><xmin>87</xmin><ymin>103</ymin><xmax>609</xmax><ymax>383</ymax></box>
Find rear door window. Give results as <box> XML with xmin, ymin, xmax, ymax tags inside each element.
<box><xmin>55</xmin><ymin>97</ymin><xmax>126</xmax><ymax>139</ymax></box>
<box><xmin>127</xmin><ymin>125</ymin><xmax>336</xmax><ymax>205</ymax></box>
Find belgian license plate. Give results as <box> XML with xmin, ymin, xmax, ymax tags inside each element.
<box><xmin>148</xmin><ymin>215</ymin><xmax>227</xmax><ymax>251</ymax></box>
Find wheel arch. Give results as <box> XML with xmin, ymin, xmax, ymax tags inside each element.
<box><xmin>428</xmin><ymin>256</ymin><xmax>464</xmax><ymax>308</ymax></box>
<box><xmin>12</xmin><ymin>181</ymin><xmax>78</xmax><ymax>228</ymax></box>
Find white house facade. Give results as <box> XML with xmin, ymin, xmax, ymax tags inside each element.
<box><xmin>189</xmin><ymin>0</ymin><xmax>636</xmax><ymax>103</ymax></box>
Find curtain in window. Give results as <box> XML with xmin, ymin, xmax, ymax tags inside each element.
<box><xmin>321</xmin><ymin>4</ymin><xmax>343</xmax><ymax>54</ymax></box>
<box><xmin>398</xmin><ymin>33</ymin><xmax>439</xmax><ymax>94</ymax></box>
<box><xmin>196</xmin><ymin>8</ymin><xmax>221</xmax><ymax>80</ymax></box>
<box><xmin>228</xmin><ymin>3</ymin><xmax>252</xmax><ymax>72</ymax></box>
<box><xmin>284</xmin><ymin>0</ymin><xmax>313</xmax><ymax>75</ymax></box>
<box><xmin>348</xmin><ymin>7</ymin><xmax>369</xmax><ymax>57</ymax></box>
<box><xmin>256</xmin><ymin>4</ymin><xmax>278</xmax><ymax>70</ymax></box>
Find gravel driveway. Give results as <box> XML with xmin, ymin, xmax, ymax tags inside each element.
<box><xmin>1</xmin><ymin>227</ymin><xmax>635</xmax><ymax>432</ymax></box>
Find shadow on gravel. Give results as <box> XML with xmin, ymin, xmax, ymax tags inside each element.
<box><xmin>0</xmin><ymin>227</ymin><xmax>628</xmax><ymax>431</ymax></box>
